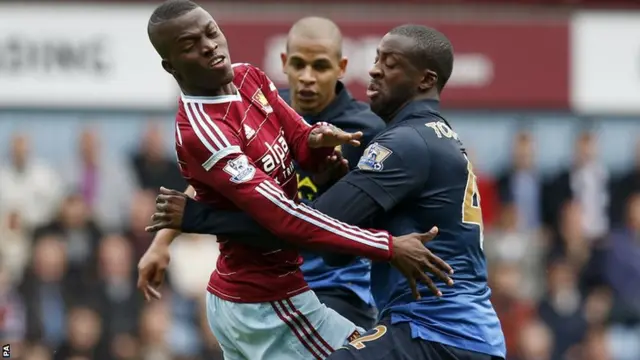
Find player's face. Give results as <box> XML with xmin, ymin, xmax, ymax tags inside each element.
<box><xmin>367</xmin><ymin>34</ymin><xmax>422</xmax><ymax>120</ymax></box>
<box><xmin>281</xmin><ymin>37</ymin><xmax>347</xmax><ymax>115</ymax></box>
<box><xmin>162</xmin><ymin>8</ymin><xmax>234</xmax><ymax>92</ymax></box>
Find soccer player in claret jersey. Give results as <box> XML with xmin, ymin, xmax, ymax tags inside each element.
<box><xmin>145</xmin><ymin>24</ymin><xmax>507</xmax><ymax>360</ymax></box>
<box><xmin>138</xmin><ymin>1</ymin><xmax>453</xmax><ymax>359</ymax></box>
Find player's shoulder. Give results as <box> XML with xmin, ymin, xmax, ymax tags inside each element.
<box><xmin>174</xmin><ymin>103</ymin><xmax>238</xmax><ymax>149</ymax></box>
<box><xmin>373</xmin><ymin>122</ymin><xmax>428</xmax><ymax>153</ymax></box>
<box><xmin>231</xmin><ymin>62</ymin><xmax>262</xmax><ymax>73</ymax></box>
<box><xmin>394</xmin><ymin>107</ymin><xmax>465</xmax><ymax>153</ymax></box>
<box><xmin>231</xmin><ymin>62</ymin><xmax>254</xmax><ymax>78</ymax></box>
<box><xmin>231</xmin><ymin>62</ymin><xmax>275</xmax><ymax>90</ymax></box>
<box><xmin>389</xmin><ymin>100</ymin><xmax>452</xmax><ymax>138</ymax></box>
<box><xmin>357</xmin><ymin>125</ymin><xmax>428</xmax><ymax>172</ymax></box>
<box><xmin>176</xmin><ymin>96</ymin><xmax>230</xmax><ymax>124</ymax></box>
<box><xmin>231</xmin><ymin>62</ymin><xmax>258</xmax><ymax>86</ymax></box>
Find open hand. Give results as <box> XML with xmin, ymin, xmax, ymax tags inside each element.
<box><xmin>308</xmin><ymin>123</ymin><xmax>363</xmax><ymax>148</ymax></box>
<box><xmin>313</xmin><ymin>146</ymin><xmax>350</xmax><ymax>185</ymax></box>
<box><xmin>145</xmin><ymin>187</ymin><xmax>188</xmax><ymax>233</ymax></box>
<box><xmin>391</xmin><ymin>227</ymin><xmax>454</xmax><ymax>299</ymax></box>
<box><xmin>137</xmin><ymin>242</ymin><xmax>170</xmax><ymax>301</ymax></box>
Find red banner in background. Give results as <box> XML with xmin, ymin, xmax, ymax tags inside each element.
<box><xmin>220</xmin><ymin>20</ymin><xmax>569</xmax><ymax>110</ymax></box>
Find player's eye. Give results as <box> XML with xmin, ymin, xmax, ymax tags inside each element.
<box><xmin>313</xmin><ymin>63</ymin><xmax>330</xmax><ymax>71</ymax></box>
<box><xmin>290</xmin><ymin>61</ymin><xmax>305</xmax><ymax>70</ymax></box>
<box><xmin>384</xmin><ymin>57</ymin><xmax>398</xmax><ymax>69</ymax></box>
<box><xmin>182</xmin><ymin>43</ymin><xmax>195</xmax><ymax>52</ymax></box>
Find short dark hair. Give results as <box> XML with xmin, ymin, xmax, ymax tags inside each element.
<box><xmin>149</xmin><ymin>0</ymin><xmax>199</xmax><ymax>27</ymax></box>
<box><xmin>389</xmin><ymin>24</ymin><xmax>454</xmax><ymax>92</ymax></box>
<box><xmin>147</xmin><ymin>0</ymin><xmax>199</xmax><ymax>56</ymax></box>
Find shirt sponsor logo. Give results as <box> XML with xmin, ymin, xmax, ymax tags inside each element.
<box><xmin>261</xmin><ymin>133</ymin><xmax>289</xmax><ymax>173</ymax></box>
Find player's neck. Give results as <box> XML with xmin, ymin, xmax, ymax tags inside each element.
<box><xmin>416</xmin><ymin>91</ymin><xmax>440</xmax><ymax>103</ymax></box>
<box><xmin>383</xmin><ymin>93</ymin><xmax>440</xmax><ymax>123</ymax></box>
<box><xmin>181</xmin><ymin>82</ymin><xmax>237</xmax><ymax>98</ymax></box>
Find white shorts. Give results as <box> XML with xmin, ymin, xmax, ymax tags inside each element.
<box><xmin>205</xmin><ymin>291</ymin><xmax>363</xmax><ymax>360</ymax></box>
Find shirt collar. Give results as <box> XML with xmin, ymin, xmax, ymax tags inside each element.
<box><xmin>282</xmin><ymin>82</ymin><xmax>353</xmax><ymax>123</ymax></box>
<box><xmin>388</xmin><ymin>99</ymin><xmax>441</xmax><ymax>127</ymax></box>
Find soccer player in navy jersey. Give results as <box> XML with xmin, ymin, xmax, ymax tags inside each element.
<box><xmin>136</xmin><ymin>1</ymin><xmax>453</xmax><ymax>359</ymax></box>
<box><xmin>277</xmin><ymin>17</ymin><xmax>386</xmax><ymax>329</ymax></box>
<box><xmin>146</xmin><ymin>24</ymin><xmax>506</xmax><ymax>360</ymax></box>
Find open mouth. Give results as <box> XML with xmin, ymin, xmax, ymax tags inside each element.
<box><xmin>297</xmin><ymin>89</ymin><xmax>317</xmax><ymax>100</ymax></box>
<box><xmin>366</xmin><ymin>84</ymin><xmax>380</xmax><ymax>98</ymax></box>
<box><xmin>210</xmin><ymin>55</ymin><xmax>225</xmax><ymax>68</ymax></box>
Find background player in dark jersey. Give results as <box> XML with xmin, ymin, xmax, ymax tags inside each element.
<box><xmin>146</xmin><ymin>24</ymin><xmax>506</xmax><ymax>359</ymax></box>
<box><xmin>278</xmin><ymin>16</ymin><xmax>385</xmax><ymax>329</ymax></box>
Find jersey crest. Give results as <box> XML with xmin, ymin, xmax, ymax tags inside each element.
<box><xmin>253</xmin><ymin>89</ymin><xmax>273</xmax><ymax>114</ymax></box>
<box><xmin>357</xmin><ymin>143</ymin><xmax>392</xmax><ymax>171</ymax></box>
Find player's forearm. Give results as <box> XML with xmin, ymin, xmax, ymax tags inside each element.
<box><xmin>181</xmin><ymin>197</ymin><xmax>289</xmax><ymax>249</ymax></box>
<box><xmin>182</xmin><ymin>180</ymin><xmax>389</xmax><ymax>259</ymax></box>
<box><xmin>308</xmin><ymin>180</ymin><xmax>383</xmax><ymax>227</ymax></box>
<box><xmin>292</xmin><ymin>123</ymin><xmax>334</xmax><ymax>172</ymax></box>
<box><xmin>253</xmin><ymin>200</ymin><xmax>391</xmax><ymax>261</ymax></box>
<box><xmin>151</xmin><ymin>228</ymin><xmax>181</xmax><ymax>247</ymax></box>
<box><xmin>209</xmin><ymin>179</ymin><xmax>390</xmax><ymax>260</ymax></box>
<box><xmin>306</xmin><ymin>181</ymin><xmax>386</xmax><ymax>265</ymax></box>
<box><xmin>188</xmin><ymin>194</ymin><xmax>390</xmax><ymax>261</ymax></box>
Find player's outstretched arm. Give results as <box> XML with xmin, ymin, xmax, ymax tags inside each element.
<box><xmin>177</xmin><ymin>119</ymin><xmax>393</xmax><ymax>262</ymax></box>
<box><xmin>147</xmin><ymin>183</ymin><xmax>454</xmax><ymax>297</ymax></box>
<box><xmin>164</xmin><ymin>177</ymin><xmax>395</xmax><ymax>263</ymax></box>
<box><xmin>166</xmin><ymin>126</ymin><xmax>432</xmax><ymax>238</ymax></box>
<box><xmin>149</xmin><ymin>123</ymin><xmax>434</xmax><ymax>248</ymax></box>
<box><xmin>147</xmin><ymin>182</ymin><xmax>383</xmax><ymax>245</ymax></box>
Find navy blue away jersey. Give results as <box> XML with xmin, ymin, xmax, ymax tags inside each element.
<box><xmin>341</xmin><ymin>99</ymin><xmax>506</xmax><ymax>358</ymax></box>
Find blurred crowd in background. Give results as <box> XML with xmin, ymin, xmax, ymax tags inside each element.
<box><xmin>2</xmin><ymin>0</ymin><xmax>640</xmax><ymax>360</ymax></box>
<box><xmin>5</xmin><ymin>120</ymin><xmax>640</xmax><ymax>360</ymax></box>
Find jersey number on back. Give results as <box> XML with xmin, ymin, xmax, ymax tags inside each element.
<box><xmin>463</xmin><ymin>158</ymin><xmax>484</xmax><ymax>250</ymax></box>
<box><xmin>426</xmin><ymin>121</ymin><xmax>485</xmax><ymax>250</ymax></box>
<box><xmin>348</xmin><ymin>325</ymin><xmax>387</xmax><ymax>350</ymax></box>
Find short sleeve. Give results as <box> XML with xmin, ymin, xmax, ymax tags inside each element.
<box><xmin>341</xmin><ymin>126</ymin><xmax>430</xmax><ymax>211</ymax></box>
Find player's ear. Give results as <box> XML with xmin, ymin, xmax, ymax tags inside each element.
<box><xmin>419</xmin><ymin>69</ymin><xmax>438</xmax><ymax>92</ymax></box>
<box><xmin>280</xmin><ymin>53</ymin><xmax>288</xmax><ymax>73</ymax></box>
<box><xmin>338</xmin><ymin>57</ymin><xmax>348</xmax><ymax>79</ymax></box>
<box><xmin>161</xmin><ymin>59</ymin><xmax>176</xmax><ymax>76</ymax></box>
